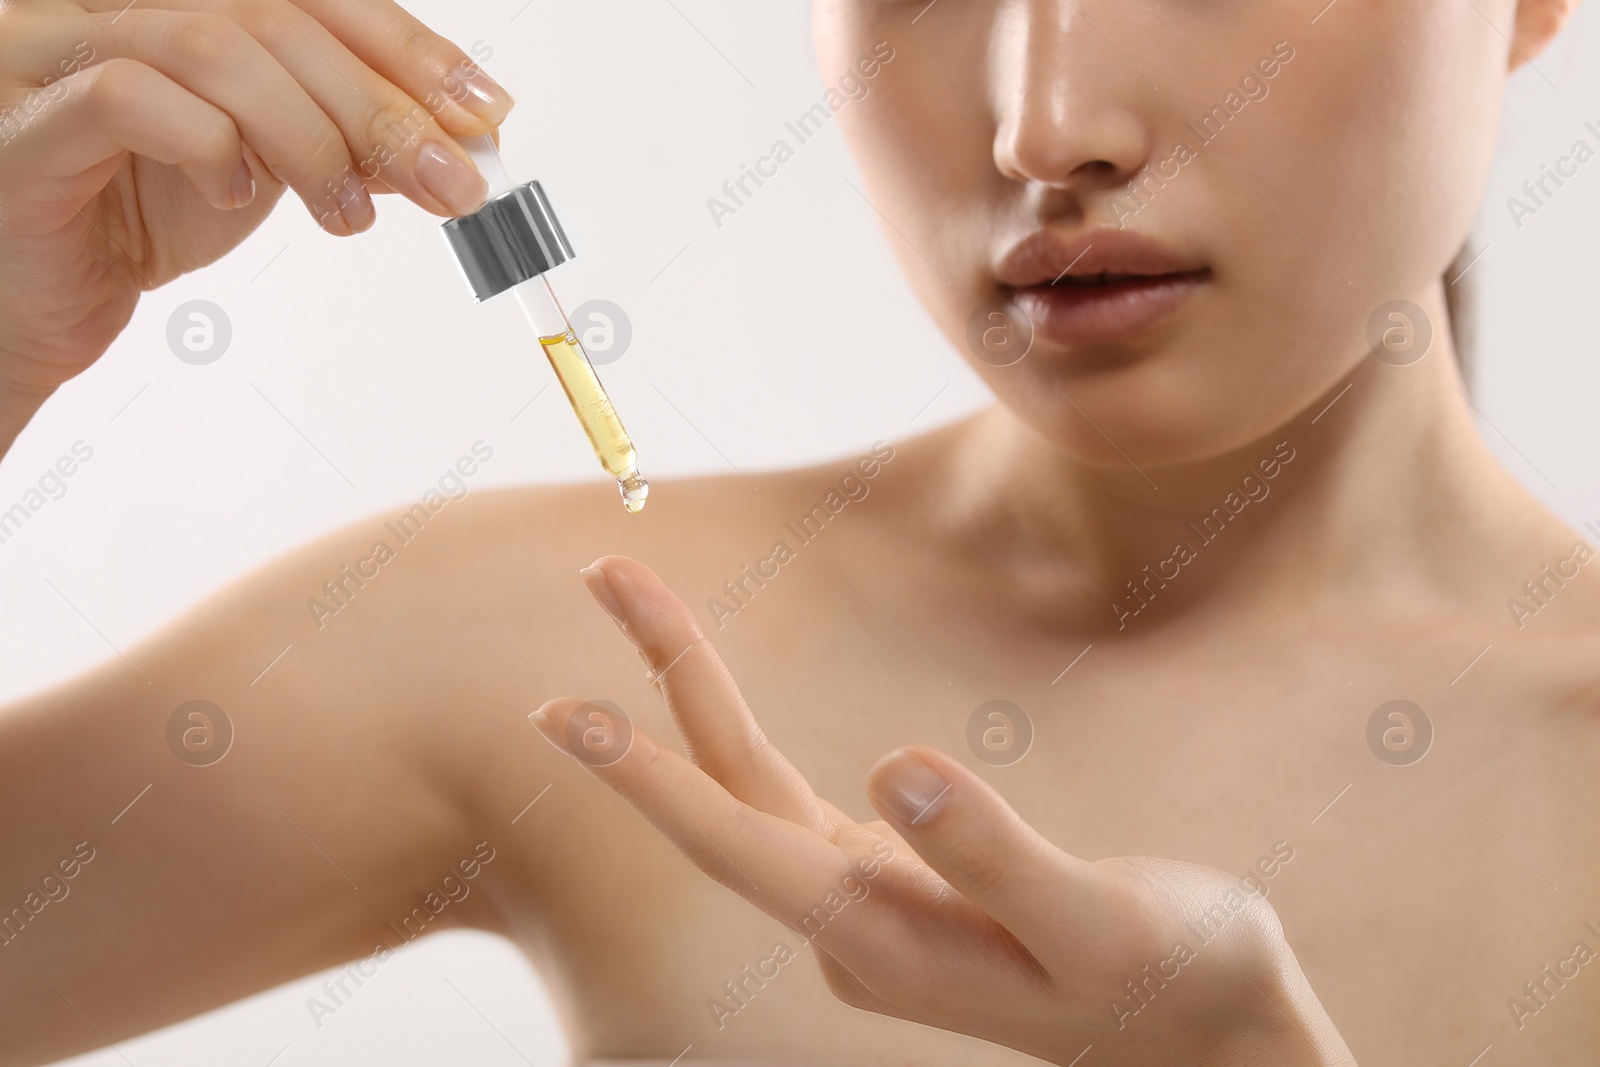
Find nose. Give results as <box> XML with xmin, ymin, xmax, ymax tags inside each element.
<box><xmin>991</xmin><ymin>1</ymin><xmax>1156</xmax><ymax>192</ymax></box>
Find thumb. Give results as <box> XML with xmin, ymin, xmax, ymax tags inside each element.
<box><xmin>865</xmin><ymin>745</ymin><xmax>1096</xmax><ymax>941</ymax></box>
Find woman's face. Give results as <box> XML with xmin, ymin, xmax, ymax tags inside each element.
<box><xmin>815</xmin><ymin>0</ymin><xmax>1523</xmax><ymax>468</ymax></box>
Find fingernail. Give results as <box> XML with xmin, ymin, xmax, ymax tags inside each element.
<box><xmin>314</xmin><ymin>199</ymin><xmax>353</xmax><ymax>237</ymax></box>
<box><xmin>341</xmin><ymin>181</ymin><xmax>375</xmax><ymax>233</ymax></box>
<box><xmin>457</xmin><ymin>66</ymin><xmax>515</xmax><ymax>122</ymax></box>
<box><xmin>310</xmin><ymin>168</ymin><xmax>367</xmax><ymax>237</ymax></box>
<box><xmin>579</xmin><ymin>563</ymin><xmax>628</xmax><ymax>632</ymax></box>
<box><xmin>528</xmin><ymin>706</ymin><xmax>573</xmax><ymax>755</ymax></box>
<box><xmin>230</xmin><ymin>161</ymin><xmax>256</xmax><ymax>208</ymax></box>
<box><xmin>416</xmin><ymin>142</ymin><xmax>488</xmax><ymax>217</ymax></box>
<box><xmin>870</xmin><ymin>750</ymin><xmax>952</xmax><ymax>827</ymax></box>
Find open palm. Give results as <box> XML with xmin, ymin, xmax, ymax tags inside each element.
<box><xmin>532</xmin><ymin>555</ymin><xmax>1354</xmax><ymax>1067</ymax></box>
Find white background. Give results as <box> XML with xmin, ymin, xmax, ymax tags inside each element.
<box><xmin>1</xmin><ymin>1</ymin><xmax>1594</xmax><ymax>1064</ymax></box>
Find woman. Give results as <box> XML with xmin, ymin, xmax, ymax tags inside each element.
<box><xmin>0</xmin><ymin>0</ymin><xmax>1593</xmax><ymax>1064</ymax></box>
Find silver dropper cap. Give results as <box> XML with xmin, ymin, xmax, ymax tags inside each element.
<box><xmin>441</xmin><ymin>179</ymin><xmax>576</xmax><ymax>302</ymax></box>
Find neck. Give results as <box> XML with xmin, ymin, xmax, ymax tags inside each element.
<box><xmin>936</xmin><ymin>319</ymin><xmax>1567</xmax><ymax>633</ymax></box>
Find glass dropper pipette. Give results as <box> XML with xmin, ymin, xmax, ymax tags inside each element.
<box><xmin>441</xmin><ymin>135</ymin><xmax>648</xmax><ymax>514</ymax></box>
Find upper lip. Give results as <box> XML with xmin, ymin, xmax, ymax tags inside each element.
<box><xmin>995</xmin><ymin>228</ymin><xmax>1207</xmax><ymax>288</ymax></box>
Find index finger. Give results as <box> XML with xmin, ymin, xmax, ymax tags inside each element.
<box><xmin>532</xmin><ymin>695</ymin><xmax>854</xmax><ymax>912</ymax></box>
<box><xmin>579</xmin><ymin>555</ymin><xmax>834</xmax><ymax>834</ymax></box>
<box><xmin>288</xmin><ymin>0</ymin><xmax>513</xmax><ymax>132</ymax></box>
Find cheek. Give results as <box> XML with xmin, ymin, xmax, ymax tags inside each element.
<box><xmin>1257</xmin><ymin>4</ymin><xmax>1505</xmax><ymax>294</ymax></box>
<box><xmin>835</xmin><ymin>52</ymin><xmax>1000</xmax><ymax>349</ymax></box>
<box><xmin>812</xmin><ymin>0</ymin><xmax>878</xmax><ymax>81</ymax></box>
<box><xmin>1201</xmin><ymin>4</ymin><xmax>1505</xmax><ymax>389</ymax></box>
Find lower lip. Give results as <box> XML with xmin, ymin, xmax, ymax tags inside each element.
<box><xmin>1013</xmin><ymin>270</ymin><xmax>1210</xmax><ymax>346</ymax></box>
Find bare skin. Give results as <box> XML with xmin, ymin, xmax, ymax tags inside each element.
<box><xmin>5</xmin><ymin>376</ymin><xmax>1599</xmax><ymax>1064</ymax></box>
<box><xmin>1</xmin><ymin>0</ymin><xmax>1596</xmax><ymax>1063</ymax></box>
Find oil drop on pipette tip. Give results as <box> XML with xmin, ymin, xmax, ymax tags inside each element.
<box><xmin>440</xmin><ymin>134</ymin><xmax>648</xmax><ymax>514</ymax></box>
<box><xmin>535</xmin><ymin>322</ymin><xmax>649</xmax><ymax>514</ymax></box>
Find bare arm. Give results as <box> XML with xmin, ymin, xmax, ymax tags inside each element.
<box><xmin>0</xmin><ymin>6</ymin><xmax>528</xmax><ymax>1049</ymax></box>
<box><xmin>0</xmin><ymin>510</ymin><xmax>556</xmax><ymax>1064</ymax></box>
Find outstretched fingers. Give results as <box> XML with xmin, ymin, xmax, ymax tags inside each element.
<box><xmin>530</xmin><ymin>696</ymin><xmax>890</xmax><ymax>937</ymax></box>
<box><xmin>577</xmin><ymin>555</ymin><xmax>831</xmax><ymax>832</ymax></box>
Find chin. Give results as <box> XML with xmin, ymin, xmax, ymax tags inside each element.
<box><xmin>989</xmin><ymin>349</ymin><xmax>1330</xmax><ymax>473</ymax></box>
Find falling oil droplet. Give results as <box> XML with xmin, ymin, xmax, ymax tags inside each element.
<box><xmin>619</xmin><ymin>472</ymin><xmax>649</xmax><ymax>514</ymax></box>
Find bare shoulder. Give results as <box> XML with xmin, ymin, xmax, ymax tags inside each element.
<box><xmin>431</xmin><ymin>434</ymin><xmax>915</xmax><ymax>609</ymax></box>
<box><xmin>170</xmin><ymin>428</ymin><xmax>930</xmax><ymax>733</ymax></box>
<box><xmin>1495</xmin><ymin>526</ymin><xmax>1600</xmax><ymax>705</ymax></box>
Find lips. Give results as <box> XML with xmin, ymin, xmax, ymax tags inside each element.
<box><xmin>996</xmin><ymin>229</ymin><xmax>1210</xmax><ymax>346</ymax></box>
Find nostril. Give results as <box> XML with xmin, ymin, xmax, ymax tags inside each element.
<box><xmin>1075</xmin><ymin>159</ymin><xmax>1123</xmax><ymax>179</ymax></box>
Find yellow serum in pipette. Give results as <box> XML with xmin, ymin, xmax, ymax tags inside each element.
<box><xmin>538</xmin><ymin>330</ymin><xmax>649</xmax><ymax>513</ymax></box>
